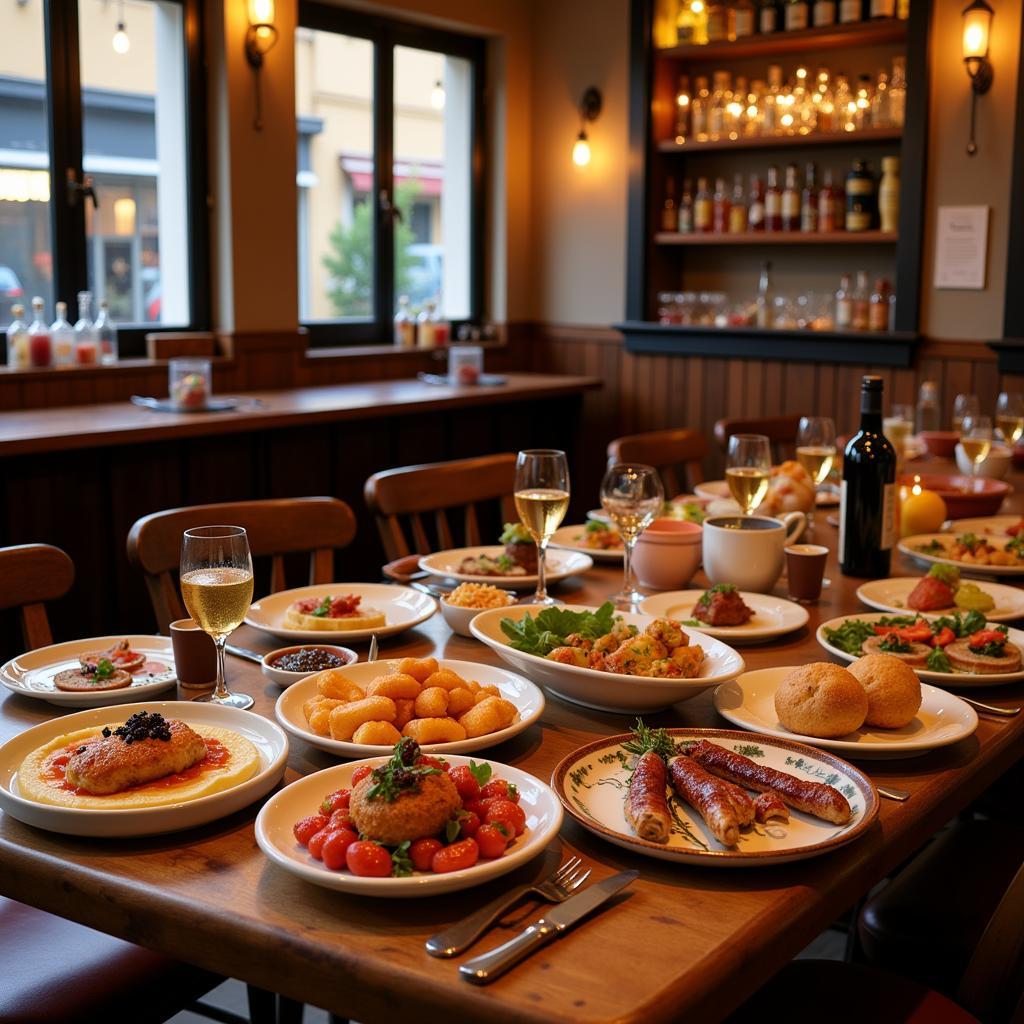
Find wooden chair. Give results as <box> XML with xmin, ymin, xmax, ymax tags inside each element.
<box><xmin>713</xmin><ymin>414</ymin><xmax>804</xmax><ymax>462</ymax></box>
<box><xmin>365</xmin><ymin>453</ymin><xmax>517</xmax><ymax>562</ymax></box>
<box><xmin>127</xmin><ymin>497</ymin><xmax>357</xmax><ymax>633</ymax></box>
<box><xmin>0</xmin><ymin>543</ymin><xmax>74</xmax><ymax>649</ymax></box>
<box><xmin>607</xmin><ymin>429</ymin><xmax>709</xmax><ymax>496</ymax></box>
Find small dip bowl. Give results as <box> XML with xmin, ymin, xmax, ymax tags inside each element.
<box><xmin>441</xmin><ymin>591</ymin><xmax>516</xmax><ymax>637</ymax></box>
<box><xmin>261</xmin><ymin>644</ymin><xmax>357</xmax><ymax>687</ymax></box>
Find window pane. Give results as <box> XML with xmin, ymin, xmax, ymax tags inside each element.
<box><xmin>393</xmin><ymin>45</ymin><xmax>472</xmax><ymax>321</ymax></box>
<box><xmin>296</xmin><ymin>29</ymin><xmax>375</xmax><ymax>322</ymax></box>
<box><xmin>78</xmin><ymin>0</ymin><xmax>190</xmax><ymax>327</ymax></box>
<box><xmin>0</xmin><ymin>0</ymin><xmax>53</xmax><ymax>332</ymax></box>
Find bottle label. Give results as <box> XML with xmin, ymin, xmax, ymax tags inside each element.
<box><xmin>846</xmin><ymin>178</ymin><xmax>875</xmax><ymax>196</ymax></box>
<box><xmin>813</xmin><ymin>0</ymin><xmax>836</xmax><ymax>24</ymax></box>
<box><xmin>871</xmin><ymin>0</ymin><xmax>895</xmax><ymax>15</ymax></box>
<box><xmin>678</xmin><ymin>208</ymin><xmax>694</xmax><ymax>233</ymax></box>
<box><xmin>782</xmin><ymin>193</ymin><xmax>800</xmax><ymax>220</ymax></box>
<box><xmin>765</xmin><ymin>193</ymin><xmax>781</xmax><ymax>217</ymax></box>
<box><xmin>785</xmin><ymin>5</ymin><xmax>809</xmax><ymax>30</ymax></box>
<box><xmin>836</xmin><ymin>298</ymin><xmax>852</xmax><ymax>327</ymax></box>
<box><xmin>729</xmin><ymin>206</ymin><xmax>747</xmax><ymax>233</ymax></box>
<box><xmin>839</xmin><ymin>0</ymin><xmax>862</xmax><ymax>21</ymax></box>
<box><xmin>748</xmin><ymin>200</ymin><xmax>765</xmax><ymax>227</ymax></box>
<box><xmin>759</xmin><ymin>8</ymin><xmax>778</xmax><ymax>32</ymax></box>
<box><xmin>801</xmin><ymin>205</ymin><xmax>818</xmax><ymax>232</ymax></box>
<box><xmin>694</xmin><ymin>199</ymin><xmax>712</xmax><ymax>230</ymax></box>
<box><xmin>734</xmin><ymin>10</ymin><xmax>755</xmax><ymax>35</ymax></box>
<box><xmin>847</xmin><ymin>210</ymin><xmax>872</xmax><ymax>231</ymax></box>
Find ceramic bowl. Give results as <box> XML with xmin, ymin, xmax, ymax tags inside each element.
<box><xmin>919</xmin><ymin>431</ymin><xmax>960</xmax><ymax>459</ymax></box>
<box><xmin>954</xmin><ymin>444</ymin><xmax>1013</xmax><ymax>481</ymax></box>
<box><xmin>440</xmin><ymin>591</ymin><xmax>516</xmax><ymax>637</ymax></box>
<box><xmin>632</xmin><ymin>518</ymin><xmax>703</xmax><ymax>590</ymax></box>
<box><xmin>899</xmin><ymin>471</ymin><xmax>1012</xmax><ymax>518</ymax></box>
<box><xmin>260</xmin><ymin>645</ymin><xmax>357</xmax><ymax>686</ymax></box>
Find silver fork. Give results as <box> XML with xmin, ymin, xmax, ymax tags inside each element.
<box><xmin>959</xmin><ymin>695</ymin><xmax>1021</xmax><ymax>718</ymax></box>
<box><xmin>367</xmin><ymin>634</ymin><xmax>378</xmax><ymax>663</ymax></box>
<box><xmin>425</xmin><ymin>856</ymin><xmax>591</xmax><ymax>958</ymax></box>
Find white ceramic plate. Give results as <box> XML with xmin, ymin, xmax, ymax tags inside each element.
<box><xmin>0</xmin><ymin>701</ymin><xmax>288</xmax><ymax>837</ymax></box>
<box><xmin>0</xmin><ymin>635</ymin><xmax>177</xmax><ymax>708</ymax></box>
<box><xmin>714</xmin><ymin>667</ymin><xmax>979</xmax><ymax>759</ymax></box>
<box><xmin>638</xmin><ymin>591</ymin><xmax>809</xmax><ymax>644</ymax></box>
<box><xmin>275</xmin><ymin>658</ymin><xmax>545</xmax><ymax>757</ymax></box>
<box><xmin>553</xmin><ymin>728</ymin><xmax>878</xmax><ymax>866</ymax></box>
<box><xmin>418</xmin><ymin>546</ymin><xmax>593</xmax><ymax>590</ymax></box>
<box><xmin>815</xmin><ymin>612</ymin><xmax>1024</xmax><ymax>687</ymax></box>
<box><xmin>856</xmin><ymin>577</ymin><xmax>1024</xmax><ymax>622</ymax></box>
<box><xmin>245</xmin><ymin>583</ymin><xmax>437</xmax><ymax>643</ymax></box>
<box><xmin>470</xmin><ymin>605</ymin><xmax>745</xmax><ymax>713</ymax></box>
<box><xmin>255</xmin><ymin>754</ymin><xmax>562</xmax><ymax>896</ymax></box>
<box><xmin>944</xmin><ymin>515</ymin><xmax>1022</xmax><ymax>537</ymax></box>
<box><xmin>548</xmin><ymin>524</ymin><xmax>624</xmax><ymax>562</ymax></box>
<box><xmin>899</xmin><ymin>533</ymin><xmax>1024</xmax><ymax>578</ymax></box>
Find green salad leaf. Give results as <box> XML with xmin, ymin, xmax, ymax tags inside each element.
<box><xmin>499</xmin><ymin>601</ymin><xmax>623</xmax><ymax>656</ymax></box>
<box><xmin>930</xmin><ymin>609</ymin><xmax>988</xmax><ymax>637</ymax></box>
<box><xmin>926</xmin><ymin>647</ymin><xmax>952</xmax><ymax>672</ymax></box>
<box><xmin>822</xmin><ymin>616</ymin><xmax>915</xmax><ymax>655</ymax></box>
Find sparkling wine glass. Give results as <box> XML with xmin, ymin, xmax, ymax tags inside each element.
<box><xmin>514</xmin><ymin>450</ymin><xmax>570</xmax><ymax>606</ymax></box>
<box><xmin>600</xmin><ymin>463</ymin><xmax>664</xmax><ymax>611</ymax></box>
<box><xmin>796</xmin><ymin>416</ymin><xmax>837</xmax><ymax>529</ymax></box>
<box><xmin>953</xmin><ymin>393</ymin><xmax>979</xmax><ymax>434</ymax></box>
<box><xmin>726</xmin><ymin>434</ymin><xmax>771</xmax><ymax>515</ymax></box>
<box><xmin>960</xmin><ymin>414</ymin><xmax>993</xmax><ymax>478</ymax></box>
<box><xmin>996</xmin><ymin>391</ymin><xmax>1024</xmax><ymax>446</ymax></box>
<box><xmin>180</xmin><ymin>526</ymin><xmax>255</xmax><ymax>709</ymax></box>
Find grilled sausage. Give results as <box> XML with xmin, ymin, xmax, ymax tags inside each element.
<box><xmin>625</xmin><ymin>751</ymin><xmax>672</xmax><ymax>844</ymax></box>
<box><xmin>667</xmin><ymin>755</ymin><xmax>740</xmax><ymax>847</ymax></box>
<box><xmin>754</xmin><ymin>790</ymin><xmax>789</xmax><ymax>824</ymax></box>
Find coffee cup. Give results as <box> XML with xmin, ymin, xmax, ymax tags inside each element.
<box><xmin>785</xmin><ymin>544</ymin><xmax>829</xmax><ymax>602</ymax></box>
<box><xmin>702</xmin><ymin>513</ymin><xmax>806</xmax><ymax>594</ymax></box>
<box><xmin>170</xmin><ymin>618</ymin><xmax>217</xmax><ymax>689</ymax></box>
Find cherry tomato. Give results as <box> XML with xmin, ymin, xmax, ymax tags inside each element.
<box><xmin>328</xmin><ymin>808</ymin><xmax>353</xmax><ymax>831</ymax></box>
<box><xmin>970</xmin><ymin>629</ymin><xmax>1006</xmax><ymax>648</ymax></box>
<box><xmin>481</xmin><ymin>779</ymin><xmax>519</xmax><ymax>804</ymax></box>
<box><xmin>293</xmin><ymin>814</ymin><xmax>329</xmax><ymax>846</ymax></box>
<box><xmin>895</xmin><ymin>621</ymin><xmax>934</xmax><ymax>643</ymax></box>
<box><xmin>449</xmin><ymin>765</ymin><xmax>480</xmax><ymax>801</ymax></box>
<box><xmin>351</xmin><ymin>765</ymin><xmax>372</xmax><ymax>786</ymax></box>
<box><xmin>462</xmin><ymin>798</ymin><xmax>484</xmax><ymax>819</ymax></box>
<box><xmin>417</xmin><ymin>755</ymin><xmax>448</xmax><ymax>773</ymax></box>
<box><xmin>409</xmin><ymin>837</ymin><xmax>444</xmax><ymax>872</ymax></box>
<box><xmin>346</xmin><ymin>841</ymin><xmax>393</xmax><ymax>877</ymax></box>
<box><xmin>320</xmin><ymin>788</ymin><xmax>351</xmax><ymax>814</ymax></box>
<box><xmin>476</xmin><ymin>824</ymin><xmax>509</xmax><ymax>859</ymax></box>
<box><xmin>307</xmin><ymin>827</ymin><xmax>331</xmax><ymax>860</ymax></box>
<box><xmin>431</xmin><ymin>838</ymin><xmax>480</xmax><ymax>874</ymax></box>
<box><xmin>931</xmin><ymin>627</ymin><xmax>956</xmax><ymax>648</ymax></box>
<box><xmin>458</xmin><ymin>811</ymin><xmax>481</xmax><ymax>839</ymax></box>
<box><xmin>321</xmin><ymin>828</ymin><xmax>359</xmax><ymax>870</ymax></box>
<box><xmin>486</xmin><ymin>799</ymin><xmax>526</xmax><ymax>836</ymax></box>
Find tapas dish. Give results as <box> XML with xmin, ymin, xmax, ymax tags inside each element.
<box><xmin>549</xmin><ymin>521</ymin><xmax>625</xmax><ymax>562</ymax></box>
<box><xmin>283</xmin><ymin>593</ymin><xmax>386</xmax><ymax>631</ymax></box>
<box><xmin>856</xmin><ymin>575</ymin><xmax>1024</xmax><ymax>623</ymax></box>
<box><xmin>714</xmin><ymin>665</ymin><xmax>978</xmax><ymax>758</ymax></box>
<box><xmin>260</xmin><ymin>645</ymin><xmax>357</xmax><ymax>687</ymax></box>
<box><xmin>696</xmin><ymin>461</ymin><xmax>830</xmax><ymax>515</ymax></box>
<box><xmin>274</xmin><ymin>657</ymin><xmax>544</xmax><ymax>757</ymax></box>
<box><xmin>470</xmin><ymin>604</ymin><xmax>744</xmax><ymax>713</ymax></box>
<box><xmin>418</xmin><ymin>546</ymin><xmax>592</xmax><ymax>590</ymax></box>
<box><xmin>439</xmin><ymin>583</ymin><xmax>516</xmax><ymax>638</ymax></box>
<box><xmin>897</xmin><ymin>473</ymin><xmax>1010</xmax><ymax>519</ymax></box>
<box><xmin>0</xmin><ymin>635</ymin><xmax>177</xmax><ymax>708</ymax></box>
<box><xmin>245</xmin><ymin>583</ymin><xmax>437</xmax><ymax>643</ymax></box>
<box><xmin>553</xmin><ymin>725</ymin><xmax>878</xmax><ymax>866</ymax></box>
<box><xmin>639</xmin><ymin>587</ymin><xmax>809</xmax><ymax>644</ymax></box>
<box><xmin>0</xmin><ymin>701</ymin><xmax>288</xmax><ymax>836</ymax></box>
<box><xmin>255</xmin><ymin>749</ymin><xmax>562</xmax><ymax>896</ymax></box>
<box><xmin>900</xmin><ymin>531</ymin><xmax>1024</xmax><ymax>577</ymax></box>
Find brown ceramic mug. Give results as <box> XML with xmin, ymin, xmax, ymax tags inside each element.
<box><xmin>785</xmin><ymin>544</ymin><xmax>829</xmax><ymax>603</ymax></box>
<box><xmin>170</xmin><ymin>617</ymin><xmax>217</xmax><ymax>689</ymax></box>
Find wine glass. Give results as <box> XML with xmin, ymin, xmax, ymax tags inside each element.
<box><xmin>953</xmin><ymin>393</ymin><xmax>979</xmax><ymax>434</ymax></box>
<box><xmin>726</xmin><ymin>434</ymin><xmax>771</xmax><ymax>515</ymax></box>
<box><xmin>996</xmin><ymin>391</ymin><xmax>1024</xmax><ymax>446</ymax></box>
<box><xmin>513</xmin><ymin>450</ymin><xmax>570</xmax><ymax>606</ymax></box>
<box><xmin>180</xmin><ymin>526</ymin><xmax>255</xmax><ymax>709</ymax></box>
<box><xmin>883</xmin><ymin>402</ymin><xmax>914</xmax><ymax>469</ymax></box>
<box><xmin>796</xmin><ymin>416</ymin><xmax>837</xmax><ymax>529</ymax></box>
<box><xmin>960</xmin><ymin>414</ymin><xmax>993</xmax><ymax>477</ymax></box>
<box><xmin>600</xmin><ymin>463</ymin><xmax>664</xmax><ymax>611</ymax></box>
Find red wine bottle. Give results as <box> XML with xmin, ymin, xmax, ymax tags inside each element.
<box><xmin>840</xmin><ymin>375</ymin><xmax>896</xmax><ymax>576</ymax></box>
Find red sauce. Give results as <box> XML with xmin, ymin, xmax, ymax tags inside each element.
<box><xmin>42</xmin><ymin>737</ymin><xmax>230</xmax><ymax>795</ymax></box>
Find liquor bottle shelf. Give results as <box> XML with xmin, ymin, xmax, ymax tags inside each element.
<box><xmin>656</xmin><ymin>126</ymin><xmax>903</xmax><ymax>154</ymax></box>
<box><xmin>654</xmin><ymin>230</ymin><xmax>897</xmax><ymax>246</ymax></box>
<box><xmin>655</xmin><ymin>18</ymin><xmax>908</xmax><ymax>62</ymax></box>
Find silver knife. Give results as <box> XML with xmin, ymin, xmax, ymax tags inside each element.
<box><xmin>225</xmin><ymin>644</ymin><xmax>265</xmax><ymax>664</ymax></box>
<box><xmin>458</xmin><ymin>870</ymin><xmax>639</xmax><ymax>984</ymax></box>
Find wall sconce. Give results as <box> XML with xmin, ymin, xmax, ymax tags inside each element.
<box><xmin>112</xmin><ymin>0</ymin><xmax>130</xmax><ymax>54</ymax></box>
<box><xmin>430</xmin><ymin>80</ymin><xmax>446</xmax><ymax>111</ymax></box>
<box><xmin>572</xmin><ymin>87</ymin><xmax>602</xmax><ymax>168</ymax></box>
<box><xmin>962</xmin><ymin>0</ymin><xmax>994</xmax><ymax>156</ymax></box>
<box><xmin>245</xmin><ymin>0</ymin><xmax>278</xmax><ymax>131</ymax></box>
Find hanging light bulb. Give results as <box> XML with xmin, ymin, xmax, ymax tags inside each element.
<box><xmin>430</xmin><ymin>80</ymin><xmax>446</xmax><ymax>110</ymax></box>
<box><xmin>112</xmin><ymin>0</ymin><xmax>129</xmax><ymax>53</ymax></box>
<box><xmin>572</xmin><ymin>129</ymin><xmax>591</xmax><ymax>167</ymax></box>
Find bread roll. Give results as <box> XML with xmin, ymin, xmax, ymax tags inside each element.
<box><xmin>847</xmin><ymin>653</ymin><xmax>922</xmax><ymax>729</ymax></box>
<box><xmin>774</xmin><ymin>663</ymin><xmax>868</xmax><ymax>738</ymax></box>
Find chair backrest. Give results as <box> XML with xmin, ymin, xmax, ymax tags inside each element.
<box><xmin>365</xmin><ymin>453</ymin><xmax>518</xmax><ymax>561</ymax></box>
<box><xmin>607</xmin><ymin>429</ymin><xmax>709</xmax><ymax>496</ymax></box>
<box><xmin>0</xmin><ymin>544</ymin><xmax>75</xmax><ymax>650</ymax></box>
<box><xmin>127</xmin><ymin>497</ymin><xmax>357</xmax><ymax>633</ymax></box>
<box><xmin>714</xmin><ymin>414</ymin><xmax>804</xmax><ymax>462</ymax></box>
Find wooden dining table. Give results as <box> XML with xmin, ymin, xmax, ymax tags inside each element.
<box><xmin>2</xmin><ymin>498</ymin><xmax>1024</xmax><ymax>1023</ymax></box>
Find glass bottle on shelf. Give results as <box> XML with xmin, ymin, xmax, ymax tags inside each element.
<box><xmin>814</xmin><ymin>68</ymin><xmax>834</xmax><ymax>132</ymax></box>
<box><xmin>897</xmin><ymin>0</ymin><xmax>910</xmax><ymax>17</ymax></box>
<box><xmin>727</xmin><ymin>75</ymin><xmax>747</xmax><ymax>138</ymax></box>
<box><xmin>95</xmin><ymin>300</ymin><xmax>118</xmax><ymax>364</ymax></box>
<box><xmin>706</xmin><ymin>1</ymin><xmax>728</xmax><ymax>41</ymax></box>
<box><xmin>764</xmin><ymin>165</ymin><xmax>782</xmax><ymax>231</ymax></box>
<box><xmin>745</xmin><ymin>80</ymin><xmax>764</xmax><ymax>136</ymax></box>
<box><xmin>74</xmin><ymin>290</ymin><xmax>98</xmax><ymax>365</ymax></box>
<box><xmin>708</xmin><ymin>71</ymin><xmax>731</xmax><ymax>141</ymax></box>
<box><xmin>50</xmin><ymin>301</ymin><xmax>74</xmax><ymax>367</ymax></box>
<box><xmin>733</xmin><ymin>0</ymin><xmax>756</xmax><ymax>37</ymax></box>
<box><xmin>833</xmin><ymin>74</ymin><xmax>855</xmax><ymax>132</ymax></box>
<box><xmin>818</xmin><ymin>168</ymin><xmax>837</xmax><ymax>231</ymax></box>
<box><xmin>851</xmin><ymin>271</ymin><xmax>870</xmax><ymax>329</ymax></box>
<box><xmin>729</xmin><ymin>174</ymin><xmax>748</xmax><ymax>233</ymax></box>
<box><xmin>834</xmin><ymin>173</ymin><xmax>847</xmax><ymax>230</ymax></box>
<box><xmin>692</xmin><ymin>76</ymin><xmax>710</xmax><ymax>142</ymax></box>
<box><xmin>846</xmin><ymin>160</ymin><xmax>876</xmax><ymax>232</ymax></box>
<box><xmin>675</xmin><ymin>0</ymin><xmax>701</xmax><ymax>44</ymax></box>
<box><xmin>838</xmin><ymin>0</ymin><xmax>863</xmax><ymax>22</ymax></box>
<box><xmin>758</xmin><ymin>0</ymin><xmax>781</xmax><ymax>34</ymax></box>
<box><xmin>794</xmin><ymin>66</ymin><xmax>815</xmax><ymax>134</ymax></box>
<box><xmin>756</xmin><ymin>261</ymin><xmax>774</xmax><ymax>328</ymax></box>
<box><xmin>855</xmin><ymin>74</ymin><xmax>873</xmax><ymax>130</ymax></box>
<box><xmin>748</xmin><ymin>174</ymin><xmax>766</xmax><ymax>231</ymax></box>
<box><xmin>870</xmin><ymin>70</ymin><xmax>890</xmax><ymax>127</ymax></box>
<box><xmin>394</xmin><ymin>295</ymin><xmax>417</xmax><ymax>348</ymax></box>
<box><xmin>813</xmin><ymin>0</ymin><xmax>836</xmax><ymax>24</ymax></box>
<box><xmin>712</xmin><ymin>176</ymin><xmax>731</xmax><ymax>233</ymax></box>
<box><xmin>28</xmin><ymin>297</ymin><xmax>51</xmax><ymax>369</ymax></box>
<box><xmin>763</xmin><ymin>64</ymin><xmax>784</xmax><ymax>135</ymax></box>
<box><xmin>785</xmin><ymin>0</ymin><xmax>810</xmax><ymax>32</ymax></box>
<box><xmin>889</xmin><ymin>56</ymin><xmax>907</xmax><ymax>127</ymax></box>
<box><xmin>781</xmin><ymin>163</ymin><xmax>800</xmax><ymax>231</ymax></box>
<box><xmin>661</xmin><ymin>177</ymin><xmax>678</xmax><ymax>231</ymax></box>
<box><xmin>870</xmin><ymin>0</ymin><xmax>895</xmax><ymax>16</ymax></box>
<box><xmin>878</xmin><ymin>155</ymin><xmax>900</xmax><ymax>233</ymax></box>
<box><xmin>801</xmin><ymin>163</ymin><xmax>818</xmax><ymax>232</ymax></box>
<box><xmin>694</xmin><ymin>177</ymin><xmax>713</xmax><ymax>233</ymax></box>
<box><xmin>779</xmin><ymin>78</ymin><xmax>796</xmax><ymax>134</ymax></box>
<box><xmin>674</xmin><ymin>75</ymin><xmax>691</xmax><ymax>142</ymax></box>
<box><xmin>869</xmin><ymin>279</ymin><xmax>890</xmax><ymax>331</ymax></box>
<box><xmin>417</xmin><ymin>300</ymin><xmax>439</xmax><ymax>349</ymax></box>
<box><xmin>678</xmin><ymin>178</ymin><xmax>694</xmax><ymax>233</ymax></box>
<box><xmin>835</xmin><ymin>274</ymin><xmax>853</xmax><ymax>328</ymax></box>
<box><xmin>916</xmin><ymin>380</ymin><xmax>941</xmax><ymax>432</ymax></box>
<box><xmin>6</xmin><ymin>304</ymin><xmax>28</xmax><ymax>368</ymax></box>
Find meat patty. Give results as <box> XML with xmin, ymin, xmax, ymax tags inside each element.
<box><xmin>350</xmin><ymin>770</ymin><xmax>461</xmax><ymax>845</ymax></box>
<box><xmin>860</xmin><ymin>635</ymin><xmax>932</xmax><ymax>666</ymax></box>
<box><xmin>505</xmin><ymin>541</ymin><xmax>538</xmax><ymax>573</ymax></box>
<box><xmin>692</xmin><ymin>589</ymin><xmax>753</xmax><ymax>627</ymax></box>
<box><xmin>54</xmin><ymin>667</ymin><xmax>132</xmax><ymax>692</ymax></box>
<box><xmin>945</xmin><ymin>639</ymin><xmax>1023</xmax><ymax>674</ymax></box>
<box><xmin>65</xmin><ymin>717</ymin><xmax>207</xmax><ymax>794</ymax></box>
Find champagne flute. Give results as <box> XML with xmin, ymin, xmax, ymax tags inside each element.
<box><xmin>996</xmin><ymin>391</ymin><xmax>1024</xmax><ymax>446</ymax></box>
<box><xmin>960</xmin><ymin>414</ymin><xmax>993</xmax><ymax>478</ymax></box>
<box><xmin>953</xmin><ymin>393</ymin><xmax>979</xmax><ymax>434</ymax></box>
<box><xmin>600</xmin><ymin>463</ymin><xmax>664</xmax><ymax>611</ymax></box>
<box><xmin>514</xmin><ymin>450</ymin><xmax>570</xmax><ymax>606</ymax></box>
<box><xmin>726</xmin><ymin>434</ymin><xmax>771</xmax><ymax>515</ymax></box>
<box><xmin>796</xmin><ymin>416</ymin><xmax>837</xmax><ymax>529</ymax></box>
<box><xmin>180</xmin><ymin>526</ymin><xmax>255</xmax><ymax>709</ymax></box>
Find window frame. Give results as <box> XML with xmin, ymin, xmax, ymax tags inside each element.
<box><xmin>43</xmin><ymin>0</ymin><xmax>210</xmax><ymax>356</ymax></box>
<box><xmin>297</xmin><ymin>2</ymin><xmax>486</xmax><ymax>347</ymax></box>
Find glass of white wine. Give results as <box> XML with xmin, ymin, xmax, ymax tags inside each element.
<box><xmin>600</xmin><ymin>463</ymin><xmax>664</xmax><ymax>611</ymax></box>
<box><xmin>180</xmin><ymin>526</ymin><xmax>255</xmax><ymax>709</ymax></box>
<box><xmin>953</xmin><ymin>393</ymin><xmax>979</xmax><ymax>434</ymax></box>
<box><xmin>796</xmin><ymin>416</ymin><xmax>837</xmax><ymax>529</ymax></box>
<box><xmin>514</xmin><ymin>449</ymin><xmax>570</xmax><ymax>606</ymax></box>
<box><xmin>960</xmin><ymin>414</ymin><xmax>994</xmax><ymax>478</ymax></box>
<box><xmin>996</xmin><ymin>392</ymin><xmax>1024</xmax><ymax>446</ymax></box>
<box><xmin>726</xmin><ymin>434</ymin><xmax>771</xmax><ymax>515</ymax></box>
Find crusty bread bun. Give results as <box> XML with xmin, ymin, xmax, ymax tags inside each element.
<box><xmin>848</xmin><ymin>653</ymin><xmax>922</xmax><ymax>728</ymax></box>
<box><xmin>774</xmin><ymin>663</ymin><xmax>868</xmax><ymax>738</ymax></box>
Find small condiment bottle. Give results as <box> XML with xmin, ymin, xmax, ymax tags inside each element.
<box><xmin>50</xmin><ymin>301</ymin><xmax>75</xmax><ymax>367</ymax></box>
<box><xmin>28</xmin><ymin>296</ymin><xmax>52</xmax><ymax>368</ymax></box>
<box><xmin>394</xmin><ymin>295</ymin><xmax>416</xmax><ymax>348</ymax></box>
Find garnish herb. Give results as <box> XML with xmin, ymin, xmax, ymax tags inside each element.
<box><xmin>310</xmin><ymin>595</ymin><xmax>332</xmax><ymax>618</ymax></box>
<box><xmin>622</xmin><ymin>718</ymin><xmax>680</xmax><ymax>762</ymax></box>
<box><xmin>444</xmin><ymin>819</ymin><xmax>461</xmax><ymax>844</ymax></box>
<box><xmin>499</xmin><ymin>601</ymin><xmax>624</xmax><ymax>657</ymax></box>
<box><xmin>94</xmin><ymin>658</ymin><xmax>115</xmax><ymax>680</ymax></box>
<box><xmin>365</xmin><ymin>739</ymin><xmax>439</xmax><ymax>803</ymax></box>
<box><xmin>915</xmin><ymin>539</ymin><xmax>945</xmax><ymax>555</ymax></box>
<box><xmin>956</xmin><ymin>533</ymin><xmax>980</xmax><ymax>550</ymax></box>
<box><xmin>926</xmin><ymin>647</ymin><xmax>953</xmax><ymax>673</ymax></box>
<box><xmin>879</xmin><ymin>633</ymin><xmax>912</xmax><ymax>654</ymax></box>
<box><xmin>390</xmin><ymin>841</ymin><xmax>413</xmax><ymax>877</ymax></box>
<box><xmin>698</xmin><ymin>583</ymin><xmax>737</xmax><ymax>607</ymax></box>
<box><xmin>930</xmin><ymin>609</ymin><xmax>987</xmax><ymax>637</ymax></box>
<box><xmin>468</xmin><ymin>760</ymin><xmax>492</xmax><ymax>787</ymax></box>
<box><xmin>927</xmin><ymin>563</ymin><xmax>961</xmax><ymax>587</ymax></box>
